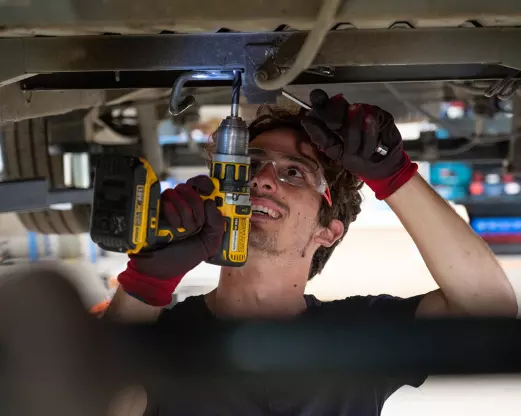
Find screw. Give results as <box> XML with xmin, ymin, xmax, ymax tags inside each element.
<box><xmin>254</xmin><ymin>70</ymin><xmax>269</xmax><ymax>83</ymax></box>
<box><xmin>318</xmin><ymin>66</ymin><xmax>334</xmax><ymax>76</ymax></box>
<box><xmin>389</xmin><ymin>22</ymin><xmax>414</xmax><ymax>29</ymax></box>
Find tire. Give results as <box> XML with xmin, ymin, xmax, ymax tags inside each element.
<box><xmin>1</xmin><ymin>118</ymin><xmax>91</xmax><ymax>234</ymax></box>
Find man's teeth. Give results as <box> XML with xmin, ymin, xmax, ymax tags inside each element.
<box><xmin>251</xmin><ymin>205</ymin><xmax>281</xmax><ymax>219</ymax></box>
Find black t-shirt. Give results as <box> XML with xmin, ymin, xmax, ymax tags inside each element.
<box><xmin>147</xmin><ymin>293</ymin><xmax>427</xmax><ymax>416</ymax></box>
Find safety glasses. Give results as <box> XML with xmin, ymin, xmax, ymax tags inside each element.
<box><xmin>249</xmin><ymin>147</ymin><xmax>332</xmax><ymax>207</ymax></box>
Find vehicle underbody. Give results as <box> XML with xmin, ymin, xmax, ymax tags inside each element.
<box><xmin>0</xmin><ymin>0</ymin><xmax>520</xmax><ymax>234</ymax></box>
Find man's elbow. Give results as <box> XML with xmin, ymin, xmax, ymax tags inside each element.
<box><xmin>446</xmin><ymin>292</ymin><xmax>519</xmax><ymax>318</ymax></box>
<box><xmin>417</xmin><ymin>289</ymin><xmax>518</xmax><ymax>318</ymax></box>
<box><xmin>107</xmin><ymin>386</ymin><xmax>147</xmax><ymax>416</ymax></box>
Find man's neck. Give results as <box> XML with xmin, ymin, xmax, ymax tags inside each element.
<box><xmin>205</xmin><ymin>251</ymin><xmax>311</xmax><ymax>319</ymax></box>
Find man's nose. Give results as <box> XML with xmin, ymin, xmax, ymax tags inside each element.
<box><xmin>250</xmin><ymin>162</ymin><xmax>279</xmax><ymax>193</ymax></box>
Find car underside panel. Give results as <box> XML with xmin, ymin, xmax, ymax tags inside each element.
<box><xmin>0</xmin><ymin>0</ymin><xmax>520</xmax><ymax>35</ymax></box>
<box><xmin>0</xmin><ymin>0</ymin><xmax>520</xmax><ymax>168</ymax></box>
<box><xmin>1</xmin><ymin>28</ymin><xmax>521</xmax><ymax>103</ymax></box>
<box><xmin>0</xmin><ymin>83</ymin><xmax>106</xmax><ymax>125</ymax></box>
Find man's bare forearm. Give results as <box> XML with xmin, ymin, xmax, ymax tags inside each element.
<box><xmin>386</xmin><ymin>173</ymin><xmax>518</xmax><ymax>317</ymax></box>
<box><xmin>105</xmin><ymin>287</ymin><xmax>162</xmax><ymax>323</ymax></box>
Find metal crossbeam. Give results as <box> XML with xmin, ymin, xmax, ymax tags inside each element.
<box><xmin>273</xmin><ymin>27</ymin><xmax>521</xmax><ymax>69</ymax></box>
<box><xmin>21</xmin><ymin>65</ymin><xmax>521</xmax><ymax>91</ymax></box>
<box><xmin>2</xmin><ymin>28</ymin><xmax>521</xmax><ymax>102</ymax></box>
<box><xmin>0</xmin><ymin>179</ymin><xmax>93</xmax><ymax>213</ymax></box>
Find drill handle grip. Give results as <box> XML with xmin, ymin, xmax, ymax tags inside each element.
<box><xmin>151</xmin><ymin>189</ymin><xmax>201</xmax><ymax>248</ymax></box>
<box><xmin>155</xmin><ymin>221</ymin><xmax>199</xmax><ymax>246</ymax></box>
<box><xmin>201</xmin><ymin>177</ymin><xmax>250</xmax><ymax>267</ymax></box>
<box><xmin>152</xmin><ymin>177</ymin><xmax>220</xmax><ymax>249</ymax></box>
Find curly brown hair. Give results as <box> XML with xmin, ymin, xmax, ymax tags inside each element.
<box><xmin>206</xmin><ymin>106</ymin><xmax>363</xmax><ymax>279</ymax></box>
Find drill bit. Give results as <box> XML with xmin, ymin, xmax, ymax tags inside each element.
<box><xmin>231</xmin><ymin>70</ymin><xmax>241</xmax><ymax>118</ymax></box>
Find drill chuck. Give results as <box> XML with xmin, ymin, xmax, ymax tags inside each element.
<box><xmin>214</xmin><ymin>116</ymin><xmax>249</xmax><ymax>156</ymax></box>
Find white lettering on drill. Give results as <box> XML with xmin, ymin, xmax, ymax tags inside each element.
<box><xmin>232</xmin><ymin>230</ymin><xmax>238</xmax><ymax>252</ymax></box>
<box><xmin>133</xmin><ymin>185</ymin><xmax>144</xmax><ymax>244</ymax></box>
<box><xmin>231</xmin><ymin>218</ymin><xmax>239</xmax><ymax>252</ymax></box>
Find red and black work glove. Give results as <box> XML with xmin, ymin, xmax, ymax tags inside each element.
<box><xmin>117</xmin><ymin>176</ymin><xmax>224</xmax><ymax>307</ymax></box>
<box><xmin>301</xmin><ymin>89</ymin><xmax>418</xmax><ymax>200</ymax></box>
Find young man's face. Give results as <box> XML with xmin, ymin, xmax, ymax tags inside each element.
<box><xmin>247</xmin><ymin>128</ymin><xmax>341</xmax><ymax>258</ymax></box>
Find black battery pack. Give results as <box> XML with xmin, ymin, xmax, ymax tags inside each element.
<box><xmin>90</xmin><ymin>155</ymin><xmax>148</xmax><ymax>253</ymax></box>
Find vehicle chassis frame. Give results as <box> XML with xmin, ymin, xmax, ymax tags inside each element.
<box><xmin>2</xmin><ymin>26</ymin><xmax>521</xmax><ymax>213</ymax></box>
<box><xmin>1</xmin><ymin>27</ymin><xmax>521</xmax><ymax>102</ymax></box>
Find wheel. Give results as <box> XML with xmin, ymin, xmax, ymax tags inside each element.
<box><xmin>1</xmin><ymin>117</ymin><xmax>91</xmax><ymax>234</ymax></box>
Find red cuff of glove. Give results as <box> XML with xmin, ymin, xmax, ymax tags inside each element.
<box><xmin>117</xmin><ymin>259</ymin><xmax>185</xmax><ymax>307</ymax></box>
<box><xmin>360</xmin><ymin>151</ymin><xmax>418</xmax><ymax>200</ymax></box>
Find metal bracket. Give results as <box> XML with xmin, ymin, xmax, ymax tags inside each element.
<box><xmin>243</xmin><ymin>41</ymin><xmax>334</xmax><ymax>103</ymax></box>
<box><xmin>389</xmin><ymin>22</ymin><xmax>415</xmax><ymax>29</ymax></box>
<box><xmin>484</xmin><ymin>72</ymin><xmax>521</xmax><ymax>100</ymax></box>
<box><xmin>243</xmin><ymin>43</ymin><xmax>281</xmax><ymax>104</ymax></box>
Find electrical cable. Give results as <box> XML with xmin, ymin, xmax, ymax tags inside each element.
<box><xmin>253</xmin><ymin>0</ymin><xmax>343</xmax><ymax>91</ymax></box>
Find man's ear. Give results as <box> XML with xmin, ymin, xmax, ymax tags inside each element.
<box><xmin>314</xmin><ymin>219</ymin><xmax>344</xmax><ymax>248</ymax></box>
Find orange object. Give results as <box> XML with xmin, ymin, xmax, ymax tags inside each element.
<box><xmin>107</xmin><ymin>275</ymin><xmax>120</xmax><ymax>290</ymax></box>
<box><xmin>89</xmin><ymin>299</ymin><xmax>110</xmax><ymax>317</ymax></box>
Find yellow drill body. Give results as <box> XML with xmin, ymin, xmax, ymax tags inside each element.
<box><xmin>90</xmin><ymin>70</ymin><xmax>251</xmax><ymax>267</ymax></box>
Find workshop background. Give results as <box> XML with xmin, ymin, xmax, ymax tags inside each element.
<box><xmin>1</xmin><ymin>103</ymin><xmax>521</xmax><ymax>415</ymax></box>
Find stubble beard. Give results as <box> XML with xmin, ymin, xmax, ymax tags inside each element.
<box><xmin>248</xmin><ymin>226</ymin><xmax>282</xmax><ymax>256</ymax></box>
<box><xmin>248</xmin><ymin>222</ymin><xmax>317</xmax><ymax>258</ymax></box>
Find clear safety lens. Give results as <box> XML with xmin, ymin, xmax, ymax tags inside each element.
<box><xmin>249</xmin><ymin>148</ymin><xmax>328</xmax><ymax>195</ymax></box>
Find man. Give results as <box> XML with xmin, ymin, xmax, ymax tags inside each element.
<box><xmin>107</xmin><ymin>90</ymin><xmax>517</xmax><ymax>415</ymax></box>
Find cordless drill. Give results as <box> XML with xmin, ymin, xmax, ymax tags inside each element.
<box><xmin>90</xmin><ymin>71</ymin><xmax>251</xmax><ymax>266</ymax></box>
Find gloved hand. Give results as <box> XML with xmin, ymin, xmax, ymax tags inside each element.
<box><xmin>301</xmin><ymin>89</ymin><xmax>418</xmax><ymax>200</ymax></box>
<box><xmin>117</xmin><ymin>176</ymin><xmax>224</xmax><ymax>306</ymax></box>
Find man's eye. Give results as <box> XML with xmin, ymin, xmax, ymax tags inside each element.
<box><xmin>250</xmin><ymin>160</ymin><xmax>262</xmax><ymax>172</ymax></box>
<box><xmin>286</xmin><ymin>167</ymin><xmax>305</xmax><ymax>178</ymax></box>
